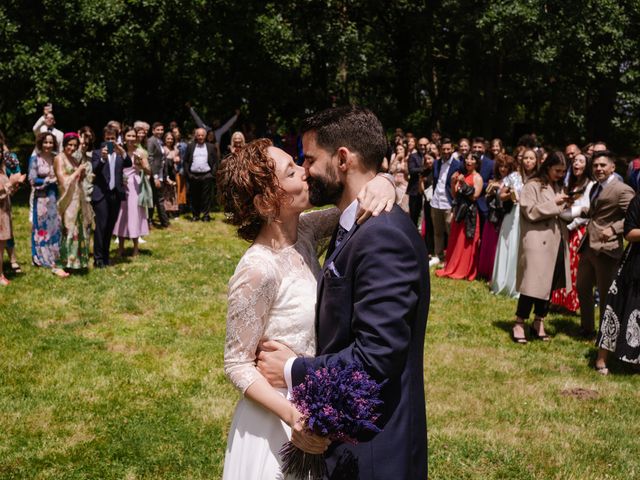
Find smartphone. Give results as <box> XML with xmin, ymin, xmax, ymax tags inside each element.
<box><xmin>107</xmin><ymin>141</ymin><xmax>114</xmax><ymax>154</ymax></box>
<box><xmin>568</xmin><ymin>187</ymin><xmax>586</xmax><ymax>198</ymax></box>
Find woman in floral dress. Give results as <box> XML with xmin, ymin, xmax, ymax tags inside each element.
<box><xmin>29</xmin><ymin>132</ymin><xmax>68</xmax><ymax>277</ymax></box>
<box><xmin>54</xmin><ymin>133</ymin><xmax>93</xmax><ymax>271</ymax></box>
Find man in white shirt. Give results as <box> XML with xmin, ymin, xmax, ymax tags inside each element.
<box><xmin>183</xmin><ymin>128</ymin><xmax>218</xmax><ymax>221</ymax></box>
<box><xmin>430</xmin><ymin>139</ymin><xmax>460</xmax><ymax>267</ymax></box>
<box><xmin>32</xmin><ymin>104</ymin><xmax>63</xmax><ymax>151</ymax></box>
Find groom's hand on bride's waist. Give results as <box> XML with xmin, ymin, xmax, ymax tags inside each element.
<box><xmin>256</xmin><ymin>340</ymin><xmax>296</xmax><ymax>388</ymax></box>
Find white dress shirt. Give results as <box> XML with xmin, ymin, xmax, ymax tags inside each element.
<box><xmin>431</xmin><ymin>158</ymin><xmax>453</xmax><ymax>210</ymax></box>
<box><xmin>190</xmin><ymin>144</ymin><xmax>211</xmax><ymax>173</ymax></box>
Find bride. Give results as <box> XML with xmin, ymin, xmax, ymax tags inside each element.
<box><xmin>217</xmin><ymin>138</ymin><xmax>395</xmax><ymax>479</ymax></box>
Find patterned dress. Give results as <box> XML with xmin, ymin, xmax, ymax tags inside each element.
<box><xmin>222</xmin><ymin>208</ymin><xmax>339</xmax><ymax>480</ymax></box>
<box><xmin>57</xmin><ymin>155</ymin><xmax>93</xmax><ymax>269</ymax></box>
<box><xmin>596</xmin><ymin>194</ymin><xmax>640</xmax><ymax>364</ymax></box>
<box><xmin>29</xmin><ymin>155</ymin><xmax>62</xmax><ymax>268</ymax></box>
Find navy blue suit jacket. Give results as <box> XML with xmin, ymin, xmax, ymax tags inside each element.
<box><xmin>476</xmin><ymin>155</ymin><xmax>495</xmax><ymax>216</ymax></box>
<box><xmin>292</xmin><ymin>205</ymin><xmax>429</xmax><ymax>479</ymax></box>
<box><xmin>91</xmin><ymin>147</ymin><xmax>132</xmax><ymax>202</ymax></box>
<box><xmin>433</xmin><ymin>157</ymin><xmax>461</xmax><ymax>206</ymax></box>
<box><xmin>407</xmin><ymin>152</ymin><xmax>424</xmax><ymax>196</ymax></box>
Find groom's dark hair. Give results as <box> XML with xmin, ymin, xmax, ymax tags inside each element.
<box><xmin>301</xmin><ymin>105</ymin><xmax>387</xmax><ymax>172</ymax></box>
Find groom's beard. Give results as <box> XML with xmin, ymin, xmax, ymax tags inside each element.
<box><xmin>307</xmin><ymin>174</ymin><xmax>344</xmax><ymax>207</ymax></box>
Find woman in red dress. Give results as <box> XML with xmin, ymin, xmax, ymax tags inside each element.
<box><xmin>436</xmin><ymin>153</ymin><xmax>483</xmax><ymax>280</ymax></box>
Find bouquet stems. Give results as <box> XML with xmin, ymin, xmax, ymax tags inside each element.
<box><xmin>280</xmin><ymin>441</ymin><xmax>327</xmax><ymax>480</ymax></box>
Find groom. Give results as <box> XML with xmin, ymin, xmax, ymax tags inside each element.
<box><xmin>257</xmin><ymin>106</ymin><xmax>429</xmax><ymax>479</ymax></box>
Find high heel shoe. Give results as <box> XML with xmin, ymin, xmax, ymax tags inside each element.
<box><xmin>530</xmin><ymin>318</ymin><xmax>550</xmax><ymax>341</ymax></box>
<box><xmin>512</xmin><ymin>320</ymin><xmax>528</xmax><ymax>344</ymax></box>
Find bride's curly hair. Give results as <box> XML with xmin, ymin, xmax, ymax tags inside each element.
<box><xmin>217</xmin><ymin>138</ymin><xmax>289</xmax><ymax>241</ymax></box>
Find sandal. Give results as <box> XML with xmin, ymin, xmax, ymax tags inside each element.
<box><xmin>52</xmin><ymin>268</ymin><xmax>70</xmax><ymax>278</ymax></box>
<box><xmin>530</xmin><ymin>318</ymin><xmax>550</xmax><ymax>341</ymax></box>
<box><xmin>512</xmin><ymin>320</ymin><xmax>528</xmax><ymax>344</ymax></box>
<box><xmin>10</xmin><ymin>262</ymin><xmax>22</xmax><ymax>273</ymax></box>
<box><xmin>0</xmin><ymin>275</ymin><xmax>9</xmax><ymax>286</ymax></box>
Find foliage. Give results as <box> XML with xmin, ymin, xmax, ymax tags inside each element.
<box><xmin>0</xmin><ymin>1</ymin><xmax>639</xmax><ymax>152</ymax></box>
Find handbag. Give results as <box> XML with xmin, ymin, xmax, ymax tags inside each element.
<box><xmin>138</xmin><ymin>174</ymin><xmax>154</xmax><ymax>208</ymax></box>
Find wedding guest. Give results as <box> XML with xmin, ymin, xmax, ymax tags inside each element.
<box><xmin>228</xmin><ymin>131</ymin><xmax>246</xmax><ymax>155</ymax></box>
<box><xmin>74</xmin><ymin>126</ymin><xmax>96</xmax><ymax>206</ymax></box>
<box><xmin>430</xmin><ymin>139</ymin><xmax>460</xmax><ymax>268</ymax></box>
<box><xmin>576</xmin><ymin>151</ymin><xmax>635</xmax><ymax>337</ymax></box>
<box><xmin>452</xmin><ymin>137</ymin><xmax>470</xmax><ymax>161</ymax></box>
<box><xmin>135</xmin><ymin>125</ymin><xmax>148</xmax><ymax>147</ymax></box>
<box><xmin>490</xmin><ymin>138</ymin><xmax>504</xmax><ymax>159</ymax></box>
<box><xmin>0</xmin><ymin>131</ymin><xmax>24</xmax><ymax>274</ymax></box>
<box><xmin>172</xmin><ymin>127</ymin><xmax>188</xmax><ymax>212</ymax></box>
<box><xmin>54</xmin><ymin>133</ymin><xmax>93</xmax><ymax>271</ymax></box>
<box><xmin>162</xmin><ymin>131</ymin><xmax>180</xmax><ymax>217</ymax></box>
<box><xmin>477</xmin><ymin>154</ymin><xmax>509</xmax><ymax>280</ymax></box>
<box><xmin>470</xmin><ymin>137</ymin><xmax>495</xmax><ymax>232</ymax></box>
<box><xmin>113</xmin><ymin>127</ymin><xmax>151</xmax><ymax>257</ymax></box>
<box><xmin>147</xmin><ymin>122</ymin><xmax>170</xmax><ymax>228</ymax></box>
<box><xmin>407</xmin><ymin>138</ymin><xmax>427</xmax><ymax>225</ymax></box>
<box><xmin>551</xmin><ymin>153</ymin><xmax>595</xmax><ymax>312</ymax></box>
<box><xmin>436</xmin><ymin>153</ymin><xmax>483</xmax><ymax>280</ymax></box>
<box><xmin>421</xmin><ymin>152</ymin><xmax>435</xmax><ymax>257</ymax></box>
<box><xmin>32</xmin><ymin>104</ymin><xmax>63</xmax><ymax>150</ymax></box>
<box><xmin>389</xmin><ymin>143</ymin><xmax>409</xmax><ymax>212</ymax></box>
<box><xmin>183</xmin><ymin>127</ymin><xmax>218</xmax><ymax>222</ymax></box>
<box><xmin>512</xmin><ymin>152</ymin><xmax>571</xmax><ymax>343</ymax></box>
<box><xmin>490</xmin><ymin>154</ymin><xmax>523</xmax><ymax>297</ymax></box>
<box><xmin>91</xmin><ymin>126</ymin><xmax>131</xmax><ymax>268</ymax></box>
<box><xmin>188</xmin><ymin>104</ymin><xmax>240</xmax><ymax>145</ymax></box>
<box><xmin>0</xmin><ymin>149</ymin><xmax>26</xmax><ymax>285</ymax></box>
<box><xmin>594</xmin><ymin>193</ymin><xmax>640</xmax><ymax>374</ymax></box>
<box><xmin>29</xmin><ymin>132</ymin><xmax>67</xmax><ymax>277</ymax></box>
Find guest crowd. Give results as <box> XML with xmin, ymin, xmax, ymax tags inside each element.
<box><xmin>1</xmin><ymin>105</ymin><xmax>639</xmax><ymax>376</ymax></box>
<box><xmin>385</xmin><ymin>130</ymin><xmax>640</xmax><ymax>375</ymax></box>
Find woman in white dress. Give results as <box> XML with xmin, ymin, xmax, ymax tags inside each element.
<box><xmin>217</xmin><ymin>138</ymin><xmax>395</xmax><ymax>479</ymax></box>
<box><xmin>490</xmin><ymin>148</ymin><xmax>538</xmax><ymax>297</ymax></box>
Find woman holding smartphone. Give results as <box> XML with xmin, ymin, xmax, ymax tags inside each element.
<box><xmin>113</xmin><ymin>127</ymin><xmax>151</xmax><ymax>257</ymax></box>
<box><xmin>551</xmin><ymin>153</ymin><xmax>595</xmax><ymax>312</ymax></box>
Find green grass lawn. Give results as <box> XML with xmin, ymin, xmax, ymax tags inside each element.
<box><xmin>1</xmin><ymin>204</ymin><xmax>639</xmax><ymax>479</ymax></box>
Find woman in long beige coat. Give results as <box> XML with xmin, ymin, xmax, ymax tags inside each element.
<box><xmin>513</xmin><ymin>151</ymin><xmax>571</xmax><ymax>343</ymax></box>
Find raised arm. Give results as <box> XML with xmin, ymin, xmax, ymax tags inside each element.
<box><xmin>214</xmin><ymin>110</ymin><xmax>239</xmax><ymax>144</ymax></box>
<box><xmin>188</xmin><ymin>106</ymin><xmax>210</xmax><ymax>131</ymax></box>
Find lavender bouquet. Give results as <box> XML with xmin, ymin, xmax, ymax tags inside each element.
<box><xmin>280</xmin><ymin>360</ymin><xmax>385</xmax><ymax>480</ymax></box>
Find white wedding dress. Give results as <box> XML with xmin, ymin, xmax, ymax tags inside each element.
<box><xmin>222</xmin><ymin>208</ymin><xmax>339</xmax><ymax>480</ymax></box>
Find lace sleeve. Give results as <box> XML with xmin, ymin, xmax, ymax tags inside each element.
<box><xmin>298</xmin><ymin>207</ymin><xmax>340</xmax><ymax>254</ymax></box>
<box><xmin>224</xmin><ymin>252</ymin><xmax>280</xmax><ymax>393</ymax></box>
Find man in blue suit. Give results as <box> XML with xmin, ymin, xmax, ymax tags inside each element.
<box><xmin>91</xmin><ymin>126</ymin><xmax>131</xmax><ymax>267</ymax></box>
<box><xmin>258</xmin><ymin>106</ymin><xmax>429</xmax><ymax>479</ymax></box>
<box><xmin>471</xmin><ymin>137</ymin><xmax>495</xmax><ymax>232</ymax></box>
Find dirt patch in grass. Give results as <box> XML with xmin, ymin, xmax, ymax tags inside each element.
<box><xmin>560</xmin><ymin>387</ymin><xmax>599</xmax><ymax>399</ymax></box>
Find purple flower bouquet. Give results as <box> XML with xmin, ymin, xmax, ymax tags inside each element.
<box><xmin>280</xmin><ymin>360</ymin><xmax>385</xmax><ymax>480</ymax></box>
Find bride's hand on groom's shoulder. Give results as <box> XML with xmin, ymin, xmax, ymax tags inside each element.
<box><xmin>256</xmin><ymin>340</ymin><xmax>296</xmax><ymax>388</ymax></box>
<box><xmin>356</xmin><ymin>173</ymin><xmax>396</xmax><ymax>224</ymax></box>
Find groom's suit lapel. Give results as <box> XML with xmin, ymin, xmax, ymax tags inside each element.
<box><xmin>314</xmin><ymin>223</ymin><xmax>360</xmax><ymax>343</ymax></box>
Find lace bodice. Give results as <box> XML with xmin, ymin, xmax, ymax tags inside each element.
<box><xmin>224</xmin><ymin>207</ymin><xmax>340</xmax><ymax>393</ymax></box>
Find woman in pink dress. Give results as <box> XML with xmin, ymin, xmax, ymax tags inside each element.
<box><xmin>436</xmin><ymin>153</ymin><xmax>483</xmax><ymax>280</ymax></box>
<box><xmin>113</xmin><ymin>127</ymin><xmax>151</xmax><ymax>257</ymax></box>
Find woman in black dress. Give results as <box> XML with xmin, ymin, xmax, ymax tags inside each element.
<box><xmin>594</xmin><ymin>193</ymin><xmax>640</xmax><ymax>374</ymax></box>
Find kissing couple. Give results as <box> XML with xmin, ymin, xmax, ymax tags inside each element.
<box><xmin>218</xmin><ymin>106</ymin><xmax>429</xmax><ymax>479</ymax></box>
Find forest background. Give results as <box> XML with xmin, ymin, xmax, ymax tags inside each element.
<box><xmin>1</xmin><ymin>0</ymin><xmax>639</xmax><ymax>153</ymax></box>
